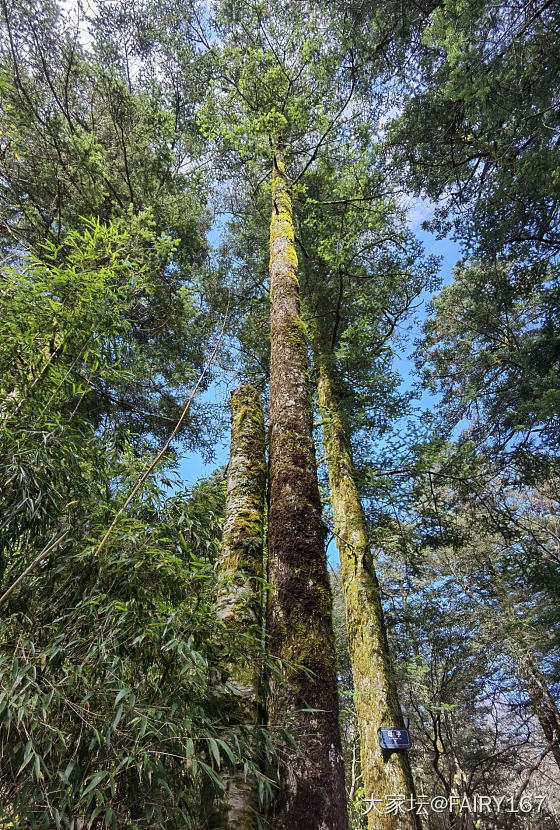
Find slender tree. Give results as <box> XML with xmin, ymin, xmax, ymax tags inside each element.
<box><xmin>215</xmin><ymin>384</ymin><xmax>267</xmax><ymax>828</ymax></box>
<box><xmin>196</xmin><ymin>3</ymin><xmax>363</xmax><ymax>822</ymax></box>
<box><xmin>315</xmin><ymin>348</ymin><xmax>419</xmax><ymax>830</ymax></box>
<box><xmin>298</xmin><ymin>151</ymin><xmax>436</xmax><ymax>827</ymax></box>
<box><xmin>267</xmin><ymin>145</ymin><xmax>348</xmax><ymax>828</ymax></box>
<box><xmin>211</xmin><ymin>127</ymin><xmax>437</xmax><ymax>822</ymax></box>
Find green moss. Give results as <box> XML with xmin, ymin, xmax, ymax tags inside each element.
<box><xmin>315</xmin><ymin>356</ymin><xmax>421</xmax><ymax>818</ymax></box>
<box><xmin>286</xmin><ymin>314</ymin><xmax>307</xmax><ymax>344</ymax></box>
<box><xmin>286</xmin><ymin>244</ymin><xmax>298</xmax><ymax>271</ymax></box>
<box><xmin>276</xmin><ymin>593</ymin><xmax>337</xmax><ymax>679</ymax></box>
<box><xmin>221</xmin><ymin>384</ymin><xmax>265</xmax><ymax>579</ymax></box>
<box><xmin>232</xmin><ymin>403</ymin><xmax>250</xmax><ymax>427</ymax></box>
<box><xmin>271</xmin><ymin>315</ymin><xmax>309</xmax><ymax>368</ymax></box>
<box><xmin>229</xmin><ymin>387</ymin><xmax>266</xmax><ymax>457</ymax></box>
<box><xmin>232</xmin><ymin>401</ymin><xmax>265</xmax><ymax>433</ymax></box>
<box><xmin>230</xmin><ymin>510</ymin><xmax>263</xmax><ymax>543</ymax></box>
<box><xmin>270</xmin><ymin>173</ymin><xmax>296</xmax><ymax>246</ymax></box>
<box><xmin>270</xmin><ymin>217</ymin><xmax>295</xmax><ymax>246</ymax></box>
<box><xmin>231</xmin><ymin>384</ymin><xmax>263</xmax><ymax>414</ymax></box>
<box><xmin>269</xmin><ymin>160</ymin><xmax>300</xmax><ymax>292</ymax></box>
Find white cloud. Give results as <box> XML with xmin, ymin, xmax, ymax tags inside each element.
<box><xmin>404</xmin><ymin>195</ymin><xmax>435</xmax><ymax>228</ymax></box>
<box><xmin>59</xmin><ymin>0</ymin><xmax>97</xmax><ymax>48</ymax></box>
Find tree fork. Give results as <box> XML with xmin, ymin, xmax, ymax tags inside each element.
<box><xmin>267</xmin><ymin>147</ymin><xmax>348</xmax><ymax>830</ymax></box>
<box><xmin>315</xmin><ymin>347</ymin><xmax>420</xmax><ymax>830</ymax></box>
<box><xmin>215</xmin><ymin>384</ymin><xmax>267</xmax><ymax>829</ymax></box>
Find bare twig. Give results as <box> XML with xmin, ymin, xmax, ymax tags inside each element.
<box><xmin>0</xmin><ymin>529</ymin><xmax>70</xmax><ymax>607</ymax></box>
<box><xmin>505</xmin><ymin>742</ymin><xmax>555</xmax><ymax>828</ymax></box>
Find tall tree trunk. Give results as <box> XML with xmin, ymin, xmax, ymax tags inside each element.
<box><xmin>267</xmin><ymin>146</ymin><xmax>348</xmax><ymax>830</ymax></box>
<box><xmin>215</xmin><ymin>384</ymin><xmax>267</xmax><ymax>829</ymax></box>
<box><xmin>315</xmin><ymin>348</ymin><xmax>420</xmax><ymax>830</ymax></box>
<box><xmin>487</xmin><ymin>559</ymin><xmax>560</xmax><ymax>771</ymax></box>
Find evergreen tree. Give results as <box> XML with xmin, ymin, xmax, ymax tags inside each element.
<box><xmin>0</xmin><ymin>0</ymin><xmax>215</xmax><ymax>445</ymax></box>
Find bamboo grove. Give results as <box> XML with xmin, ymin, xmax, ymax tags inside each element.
<box><xmin>0</xmin><ymin>0</ymin><xmax>559</xmax><ymax>828</ymax></box>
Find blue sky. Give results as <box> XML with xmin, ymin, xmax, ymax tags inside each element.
<box><xmin>177</xmin><ymin>206</ymin><xmax>462</xmax><ymax>502</ymax></box>
<box><xmin>58</xmin><ymin>0</ymin><xmax>464</xmax><ymax>498</ymax></box>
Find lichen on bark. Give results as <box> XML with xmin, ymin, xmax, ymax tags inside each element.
<box><xmin>215</xmin><ymin>384</ymin><xmax>267</xmax><ymax>829</ymax></box>
<box><xmin>267</xmin><ymin>146</ymin><xmax>349</xmax><ymax>830</ymax></box>
<box><xmin>315</xmin><ymin>346</ymin><xmax>420</xmax><ymax>830</ymax></box>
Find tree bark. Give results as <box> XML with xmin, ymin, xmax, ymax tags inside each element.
<box><xmin>215</xmin><ymin>384</ymin><xmax>267</xmax><ymax>829</ymax></box>
<box><xmin>315</xmin><ymin>348</ymin><xmax>420</xmax><ymax>830</ymax></box>
<box><xmin>267</xmin><ymin>147</ymin><xmax>349</xmax><ymax>830</ymax></box>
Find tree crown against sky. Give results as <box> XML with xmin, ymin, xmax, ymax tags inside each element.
<box><xmin>1</xmin><ymin>0</ymin><xmax>559</xmax><ymax>827</ymax></box>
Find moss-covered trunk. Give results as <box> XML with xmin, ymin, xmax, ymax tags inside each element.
<box><xmin>487</xmin><ymin>560</ymin><xmax>560</xmax><ymax>770</ymax></box>
<box><xmin>267</xmin><ymin>147</ymin><xmax>348</xmax><ymax>830</ymax></box>
<box><xmin>315</xmin><ymin>349</ymin><xmax>419</xmax><ymax>830</ymax></box>
<box><xmin>215</xmin><ymin>385</ymin><xmax>267</xmax><ymax>829</ymax></box>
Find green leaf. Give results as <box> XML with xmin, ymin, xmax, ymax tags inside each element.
<box><xmin>81</xmin><ymin>771</ymin><xmax>108</xmax><ymax>799</ymax></box>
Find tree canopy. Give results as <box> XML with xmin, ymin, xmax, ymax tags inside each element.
<box><xmin>0</xmin><ymin>0</ymin><xmax>559</xmax><ymax>828</ymax></box>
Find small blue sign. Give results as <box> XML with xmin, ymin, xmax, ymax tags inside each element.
<box><xmin>378</xmin><ymin>727</ymin><xmax>411</xmax><ymax>750</ymax></box>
